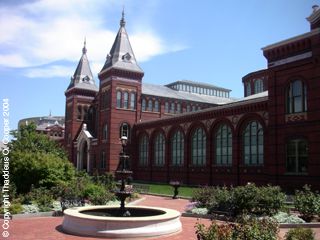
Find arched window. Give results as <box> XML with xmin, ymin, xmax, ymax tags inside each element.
<box><xmin>142</xmin><ymin>99</ymin><xmax>146</xmax><ymax>111</ymax></box>
<box><xmin>124</xmin><ymin>92</ymin><xmax>129</xmax><ymax>109</ymax></box>
<box><xmin>155</xmin><ymin>101</ymin><xmax>159</xmax><ymax>112</ymax></box>
<box><xmin>171</xmin><ymin>130</ymin><xmax>184</xmax><ymax>165</ymax></box>
<box><xmin>154</xmin><ymin>133</ymin><xmax>165</xmax><ymax>165</ymax></box>
<box><xmin>120</xmin><ymin>123</ymin><xmax>131</xmax><ymax>140</ymax></box>
<box><xmin>148</xmin><ymin>100</ymin><xmax>153</xmax><ymax>111</ymax></box>
<box><xmin>106</xmin><ymin>92</ymin><xmax>110</xmax><ymax>108</ymax></box>
<box><xmin>246</xmin><ymin>83</ymin><xmax>251</xmax><ymax>97</ymax></box>
<box><xmin>243</xmin><ymin>121</ymin><xmax>263</xmax><ymax>165</ymax></box>
<box><xmin>130</xmin><ymin>93</ymin><xmax>135</xmax><ymax>110</ymax></box>
<box><xmin>67</xmin><ymin>132</ymin><xmax>71</xmax><ymax>145</ymax></box>
<box><xmin>171</xmin><ymin>103</ymin><xmax>175</xmax><ymax>114</ymax></box>
<box><xmin>77</xmin><ymin>106</ymin><xmax>82</xmax><ymax>120</ymax></box>
<box><xmin>139</xmin><ymin>135</ymin><xmax>149</xmax><ymax>165</ymax></box>
<box><xmin>165</xmin><ymin>102</ymin><xmax>169</xmax><ymax>113</ymax></box>
<box><xmin>101</xmin><ymin>152</ymin><xmax>106</xmax><ymax>169</ymax></box>
<box><xmin>286</xmin><ymin>80</ymin><xmax>307</xmax><ymax>114</ymax></box>
<box><xmin>192</xmin><ymin>105</ymin><xmax>196</xmax><ymax>112</ymax></box>
<box><xmin>177</xmin><ymin>104</ymin><xmax>181</xmax><ymax>114</ymax></box>
<box><xmin>215</xmin><ymin>125</ymin><xmax>232</xmax><ymax>165</ymax></box>
<box><xmin>187</xmin><ymin>105</ymin><xmax>191</xmax><ymax>112</ymax></box>
<box><xmin>198</xmin><ymin>106</ymin><xmax>202</xmax><ymax>111</ymax></box>
<box><xmin>93</xmin><ymin>154</ymin><xmax>96</xmax><ymax>169</ymax></box>
<box><xmin>88</xmin><ymin>107</ymin><xmax>93</xmax><ymax>121</ymax></box>
<box><xmin>83</xmin><ymin>107</ymin><xmax>88</xmax><ymax>120</ymax></box>
<box><xmin>102</xmin><ymin>124</ymin><xmax>107</xmax><ymax>140</ymax></box>
<box><xmin>286</xmin><ymin>140</ymin><xmax>308</xmax><ymax>173</ymax></box>
<box><xmin>117</xmin><ymin>91</ymin><xmax>122</xmax><ymax>108</ymax></box>
<box><xmin>254</xmin><ymin>79</ymin><xmax>263</xmax><ymax>94</ymax></box>
<box><xmin>191</xmin><ymin>128</ymin><xmax>206</xmax><ymax>165</ymax></box>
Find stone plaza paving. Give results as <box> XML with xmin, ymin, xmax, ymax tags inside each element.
<box><xmin>9</xmin><ymin>195</ymin><xmax>320</xmax><ymax>239</ymax></box>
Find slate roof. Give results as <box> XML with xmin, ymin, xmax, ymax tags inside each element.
<box><xmin>142</xmin><ymin>82</ymin><xmax>237</xmax><ymax>105</ymax></box>
<box><xmin>66</xmin><ymin>41</ymin><xmax>98</xmax><ymax>92</ymax></box>
<box><xmin>99</xmin><ymin>10</ymin><xmax>144</xmax><ymax>74</ymax></box>
<box><xmin>136</xmin><ymin>91</ymin><xmax>268</xmax><ymax>125</ymax></box>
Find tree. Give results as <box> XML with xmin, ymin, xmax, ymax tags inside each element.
<box><xmin>0</xmin><ymin>121</ymin><xmax>75</xmax><ymax>193</ymax></box>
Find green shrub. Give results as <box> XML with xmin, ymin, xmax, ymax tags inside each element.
<box><xmin>191</xmin><ymin>185</ymin><xmax>216</xmax><ymax>209</ymax></box>
<box><xmin>284</xmin><ymin>225</ymin><xmax>315</xmax><ymax>240</ymax></box>
<box><xmin>257</xmin><ymin>184</ymin><xmax>286</xmax><ymax>215</ymax></box>
<box><xmin>80</xmin><ymin>183</ymin><xmax>108</xmax><ymax>205</ymax></box>
<box><xmin>0</xmin><ymin>203</ymin><xmax>24</xmax><ymax>214</ymax></box>
<box><xmin>195</xmin><ymin>214</ymin><xmax>280</xmax><ymax>240</ymax></box>
<box><xmin>294</xmin><ymin>185</ymin><xmax>320</xmax><ymax>221</ymax></box>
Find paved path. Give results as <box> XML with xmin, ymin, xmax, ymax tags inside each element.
<box><xmin>9</xmin><ymin>195</ymin><xmax>320</xmax><ymax>239</ymax></box>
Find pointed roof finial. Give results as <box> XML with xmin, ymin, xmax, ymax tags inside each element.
<box><xmin>82</xmin><ymin>37</ymin><xmax>87</xmax><ymax>54</ymax></box>
<box><xmin>120</xmin><ymin>6</ymin><xmax>126</xmax><ymax>27</ymax></box>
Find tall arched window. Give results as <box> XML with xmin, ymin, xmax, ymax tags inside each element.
<box><xmin>124</xmin><ymin>92</ymin><xmax>129</xmax><ymax>109</ymax></box>
<box><xmin>246</xmin><ymin>83</ymin><xmax>251</xmax><ymax>97</ymax></box>
<box><xmin>120</xmin><ymin>123</ymin><xmax>131</xmax><ymax>140</ymax></box>
<box><xmin>154</xmin><ymin>133</ymin><xmax>165</xmax><ymax>165</ymax></box>
<box><xmin>102</xmin><ymin>93</ymin><xmax>105</xmax><ymax>109</ymax></box>
<box><xmin>254</xmin><ymin>79</ymin><xmax>263</xmax><ymax>94</ymax></box>
<box><xmin>117</xmin><ymin>91</ymin><xmax>122</xmax><ymax>108</ymax></box>
<box><xmin>215</xmin><ymin>125</ymin><xmax>232</xmax><ymax>165</ymax></box>
<box><xmin>171</xmin><ymin>103</ymin><xmax>175</xmax><ymax>114</ymax></box>
<box><xmin>191</xmin><ymin>128</ymin><xmax>206</xmax><ymax>165</ymax></box>
<box><xmin>286</xmin><ymin>80</ymin><xmax>307</xmax><ymax>114</ymax></box>
<box><xmin>171</xmin><ymin>130</ymin><xmax>184</xmax><ymax>165</ymax></box>
<box><xmin>243</xmin><ymin>121</ymin><xmax>263</xmax><ymax>165</ymax></box>
<box><xmin>106</xmin><ymin>92</ymin><xmax>110</xmax><ymax>108</ymax></box>
<box><xmin>142</xmin><ymin>99</ymin><xmax>146</xmax><ymax>111</ymax></box>
<box><xmin>155</xmin><ymin>101</ymin><xmax>159</xmax><ymax>112</ymax></box>
<box><xmin>177</xmin><ymin>104</ymin><xmax>181</xmax><ymax>114</ymax></box>
<box><xmin>286</xmin><ymin>140</ymin><xmax>308</xmax><ymax>173</ymax></box>
<box><xmin>148</xmin><ymin>100</ymin><xmax>153</xmax><ymax>111</ymax></box>
<box><xmin>67</xmin><ymin>132</ymin><xmax>71</xmax><ymax>145</ymax></box>
<box><xmin>83</xmin><ymin>107</ymin><xmax>88</xmax><ymax>120</ymax></box>
<box><xmin>88</xmin><ymin>107</ymin><xmax>93</xmax><ymax>121</ymax></box>
<box><xmin>192</xmin><ymin>105</ymin><xmax>196</xmax><ymax>112</ymax></box>
<box><xmin>101</xmin><ymin>152</ymin><xmax>106</xmax><ymax>169</ymax></box>
<box><xmin>187</xmin><ymin>105</ymin><xmax>191</xmax><ymax>112</ymax></box>
<box><xmin>77</xmin><ymin>106</ymin><xmax>82</xmax><ymax>120</ymax></box>
<box><xmin>139</xmin><ymin>135</ymin><xmax>149</xmax><ymax>165</ymax></box>
<box><xmin>102</xmin><ymin>124</ymin><xmax>107</xmax><ymax>140</ymax></box>
<box><xmin>165</xmin><ymin>102</ymin><xmax>169</xmax><ymax>113</ymax></box>
<box><xmin>130</xmin><ymin>93</ymin><xmax>135</xmax><ymax>110</ymax></box>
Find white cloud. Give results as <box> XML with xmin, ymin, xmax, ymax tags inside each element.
<box><xmin>0</xmin><ymin>0</ymin><xmax>188</xmax><ymax>78</ymax></box>
<box><xmin>24</xmin><ymin>65</ymin><xmax>74</xmax><ymax>78</ymax></box>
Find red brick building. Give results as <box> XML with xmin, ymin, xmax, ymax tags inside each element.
<box><xmin>64</xmin><ymin>6</ymin><xmax>320</xmax><ymax>191</ymax></box>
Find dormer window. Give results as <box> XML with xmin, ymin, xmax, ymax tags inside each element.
<box><xmin>122</xmin><ymin>52</ymin><xmax>132</xmax><ymax>62</ymax></box>
<box><xmin>83</xmin><ymin>75</ymin><xmax>90</xmax><ymax>83</ymax></box>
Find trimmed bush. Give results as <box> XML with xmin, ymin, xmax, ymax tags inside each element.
<box><xmin>294</xmin><ymin>185</ymin><xmax>320</xmax><ymax>221</ymax></box>
<box><xmin>195</xmin><ymin>214</ymin><xmax>280</xmax><ymax>240</ymax></box>
<box><xmin>284</xmin><ymin>225</ymin><xmax>315</xmax><ymax>240</ymax></box>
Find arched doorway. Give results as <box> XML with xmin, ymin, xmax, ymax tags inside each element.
<box><xmin>77</xmin><ymin>138</ymin><xmax>91</xmax><ymax>173</ymax></box>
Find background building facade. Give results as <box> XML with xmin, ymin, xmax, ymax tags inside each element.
<box><xmin>63</xmin><ymin>6</ymin><xmax>320</xmax><ymax>191</ymax></box>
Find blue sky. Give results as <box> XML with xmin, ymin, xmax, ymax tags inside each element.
<box><xmin>0</xmin><ymin>0</ymin><xmax>317</xmax><ymax>140</ymax></box>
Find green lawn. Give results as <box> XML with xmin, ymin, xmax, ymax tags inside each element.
<box><xmin>132</xmin><ymin>182</ymin><xmax>196</xmax><ymax>198</ymax></box>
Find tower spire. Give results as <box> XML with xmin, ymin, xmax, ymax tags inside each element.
<box><xmin>82</xmin><ymin>37</ymin><xmax>87</xmax><ymax>54</ymax></box>
<box><xmin>120</xmin><ymin>6</ymin><xmax>126</xmax><ymax>27</ymax></box>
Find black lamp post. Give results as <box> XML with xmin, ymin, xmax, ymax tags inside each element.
<box><xmin>120</xmin><ymin>135</ymin><xmax>127</xmax><ymax>154</ymax></box>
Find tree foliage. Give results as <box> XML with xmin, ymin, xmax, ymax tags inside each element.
<box><xmin>0</xmin><ymin>121</ymin><xmax>75</xmax><ymax>193</ymax></box>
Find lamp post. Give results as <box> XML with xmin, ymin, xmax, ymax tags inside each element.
<box><xmin>120</xmin><ymin>135</ymin><xmax>127</xmax><ymax>154</ymax></box>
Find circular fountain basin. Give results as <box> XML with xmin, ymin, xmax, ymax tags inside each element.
<box><xmin>62</xmin><ymin>205</ymin><xmax>182</xmax><ymax>239</ymax></box>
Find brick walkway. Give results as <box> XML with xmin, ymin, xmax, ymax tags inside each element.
<box><xmin>9</xmin><ymin>195</ymin><xmax>320</xmax><ymax>239</ymax></box>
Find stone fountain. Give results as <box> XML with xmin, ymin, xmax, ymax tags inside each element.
<box><xmin>62</xmin><ymin>136</ymin><xmax>182</xmax><ymax>238</ymax></box>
